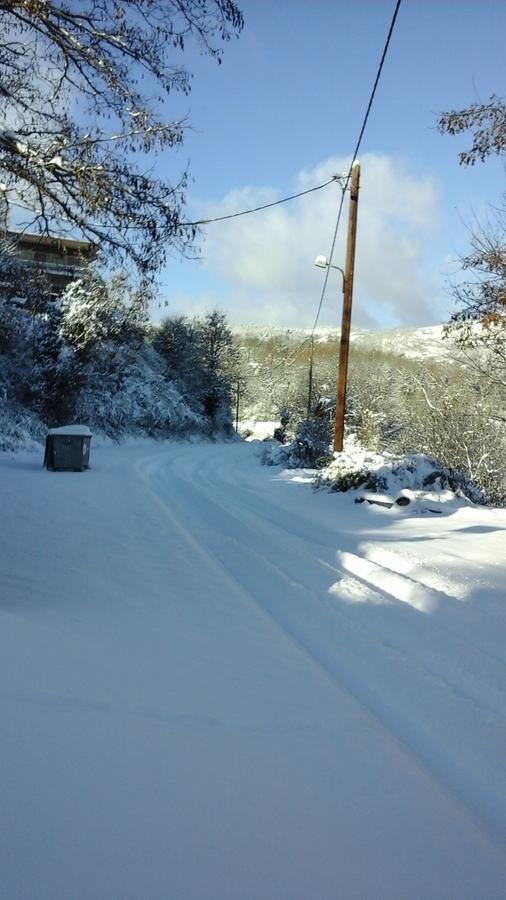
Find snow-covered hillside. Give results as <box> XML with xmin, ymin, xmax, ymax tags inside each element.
<box><xmin>234</xmin><ymin>322</ymin><xmax>455</xmax><ymax>362</ymax></box>
<box><xmin>2</xmin><ymin>441</ymin><xmax>506</xmax><ymax>898</ymax></box>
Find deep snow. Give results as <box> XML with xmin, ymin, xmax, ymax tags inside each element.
<box><xmin>1</xmin><ymin>441</ymin><xmax>506</xmax><ymax>899</ymax></box>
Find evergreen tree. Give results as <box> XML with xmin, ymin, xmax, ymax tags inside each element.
<box><xmin>152</xmin><ymin>315</ymin><xmax>204</xmax><ymax>400</ymax></box>
<box><xmin>153</xmin><ymin>310</ymin><xmax>240</xmax><ymax>432</ymax></box>
<box><xmin>197</xmin><ymin>310</ymin><xmax>240</xmax><ymax>429</ymax></box>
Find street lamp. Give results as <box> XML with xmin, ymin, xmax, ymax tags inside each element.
<box><xmin>314</xmin><ymin>255</ymin><xmax>345</xmax><ymax>290</ymax></box>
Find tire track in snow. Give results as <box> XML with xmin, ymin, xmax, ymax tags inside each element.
<box><xmin>176</xmin><ymin>446</ymin><xmax>503</xmax><ymax>636</ymax></box>
<box><xmin>145</xmin><ymin>446</ymin><xmax>506</xmax><ymax>718</ymax></box>
<box><xmin>134</xmin><ymin>446</ymin><xmax>506</xmax><ymax>848</ymax></box>
<box><xmin>225</xmin><ymin>450</ymin><xmax>506</xmax><ymax>668</ymax></box>
<box><xmin>161</xmin><ymin>446</ymin><xmax>506</xmax><ymax>697</ymax></box>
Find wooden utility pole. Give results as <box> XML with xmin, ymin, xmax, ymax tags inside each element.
<box><xmin>333</xmin><ymin>160</ymin><xmax>360</xmax><ymax>452</ymax></box>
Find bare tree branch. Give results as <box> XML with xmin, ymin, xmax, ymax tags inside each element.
<box><xmin>0</xmin><ymin>0</ymin><xmax>243</xmax><ymax>276</ymax></box>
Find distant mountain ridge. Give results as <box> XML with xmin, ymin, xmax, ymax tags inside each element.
<box><xmin>233</xmin><ymin>323</ymin><xmax>457</xmax><ymax>363</ymax></box>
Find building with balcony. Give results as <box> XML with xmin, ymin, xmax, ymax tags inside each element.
<box><xmin>4</xmin><ymin>231</ymin><xmax>98</xmax><ymax>295</ymax></box>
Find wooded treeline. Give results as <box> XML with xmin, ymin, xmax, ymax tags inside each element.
<box><xmin>0</xmin><ymin>246</ymin><xmax>240</xmax><ymax>449</ymax></box>
<box><xmin>237</xmin><ymin>333</ymin><xmax>506</xmax><ymax>506</ymax></box>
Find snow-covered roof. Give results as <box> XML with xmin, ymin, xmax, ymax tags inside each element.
<box><xmin>48</xmin><ymin>424</ymin><xmax>92</xmax><ymax>436</ymax></box>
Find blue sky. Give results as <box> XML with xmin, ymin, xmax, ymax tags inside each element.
<box><xmin>158</xmin><ymin>1</ymin><xmax>504</xmax><ymax>328</ymax></box>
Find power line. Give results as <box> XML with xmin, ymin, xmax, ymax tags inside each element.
<box><xmin>349</xmin><ymin>0</ymin><xmax>403</xmax><ymax>170</ymax></box>
<box><xmin>310</xmin><ymin>183</ymin><xmax>346</xmax><ymax>335</ymax></box>
<box><xmin>196</xmin><ymin>0</ymin><xmax>403</xmax><ymax>391</ymax></box>
<box><xmin>181</xmin><ymin>176</ymin><xmax>339</xmax><ymax>227</ymax></box>
<box><xmin>311</xmin><ymin>0</ymin><xmax>403</xmax><ymax>338</ymax></box>
<box><xmin>2</xmin><ymin>3</ymin><xmax>402</xmax><ymax>255</ymax></box>
<box><xmin>190</xmin><ymin>0</ymin><xmax>402</xmax><ymax>238</ymax></box>
<box><xmin>4</xmin><ymin>178</ymin><xmax>338</xmax><ymax>236</ymax></box>
<box><xmin>239</xmin><ymin>0</ymin><xmax>403</xmax><ymax>392</ymax></box>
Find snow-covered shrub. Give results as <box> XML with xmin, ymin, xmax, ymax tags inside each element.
<box><xmin>263</xmin><ymin>400</ymin><xmax>334</xmax><ymax>468</ymax></box>
<box><xmin>0</xmin><ymin>397</ymin><xmax>46</xmax><ymax>451</ymax></box>
<box><xmin>240</xmin><ymin>328</ymin><xmax>504</xmax><ymax>505</ymax></box>
<box><xmin>314</xmin><ymin>440</ymin><xmax>484</xmax><ymax>504</ymax></box>
<box><xmin>272</xmin><ymin>406</ymin><xmax>290</xmax><ymax>444</ymax></box>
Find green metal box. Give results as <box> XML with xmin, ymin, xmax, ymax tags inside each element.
<box><xmin>44</xmin><ymin>425</ymin><xmax>92</xmax><ymax>471</ymax></box>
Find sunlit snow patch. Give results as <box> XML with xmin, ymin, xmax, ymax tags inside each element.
<box><xmin>332</xmin><ymin>550</ymin><xmax>437</xmax><ymax>613</ymax></box>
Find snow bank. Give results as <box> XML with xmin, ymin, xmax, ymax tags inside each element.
<box><xmin>314</xmin><ymin>441</ymin><xmax>484</xmax><ymax>506</ymax></box>
<box><xmin>240</xmin><ymin>419</ymin><xmax>278</xmax><ymax>441</ymax></box>
<box><xmin>263</xmin><ymin>435</ymin><xmax>485</xmax><ymax>507</ymax></box>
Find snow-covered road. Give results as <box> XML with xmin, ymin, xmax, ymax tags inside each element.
<box><xmin>2</xmin><ymin>441</ymin><xmax>506</xmax><ymax>899</ymax></box>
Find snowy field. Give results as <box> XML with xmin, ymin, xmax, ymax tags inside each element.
<box><xmin>1</xmin><ymin>441</ymin><xmax>506</xmax><ymax>899</ymax></box>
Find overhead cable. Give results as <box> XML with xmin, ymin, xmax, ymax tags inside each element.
<box><xmin>155</xmin><ymin>0</ymin><xmax>402</xmax><ymax>390</ymax></box>
<box><xmin>311</xmin><ymin>0</ymin><xmax>403</xmax><ymax>335</ymax></box>
<box><xmin>181</xmin><ymin>176</ymin><xmax>339</xmax><ymax>227</ymax></box>
<box><xmin>238</xmin><ymin>0</ymin><xmax>403</xmax><ymax>388</ymax></box>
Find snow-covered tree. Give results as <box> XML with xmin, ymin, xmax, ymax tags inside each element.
<box><xmin>0</xmin><ymin>246</ymin><xmax>235</xmax><ymax>443</ymax></box>
<box><xmin>60</xmin><ymin>274</ymin><xmax>148</xmax><ymax>359</ymax></box>
<box><xmin>438</xmin><ymin>96</ymin><xmax>506</xmax><ymax>387</ymax></box>
<box><xmin>0</xmin><ymin>0</ymin><xmax>243</xmax><ymax>276</ymax></box>
<box><xmin>153</xmin><ymin>310</ymin><xmax>240</xmax><ymax>432</ymax></box>
<box><xmin>152</xmin><ymin>315</ymin><xmax>204</xmax><ymax>400</ymax></box>
<box><xmin>197</xmin><ymin>310</ymin><xmax>240</xmax><ymax>428</ymax></box>
<box><xmin>438</xmin><ymin>95</ymin><xmax>506</xmax><ymax>166</ymax></box>
<box><xmin>0</xmin><ymin>239</ymin><xmax>53</xmax><ymax>409</ymax></box>
<box><xmin>264</xmin><ymin>398</ymin><xmax>334</xmax><ymax>468</ymax></box>
<box><xmin>73</xmin><ymin>342</ymin><xmax>204</xmax><ymax>438</ymax></box>
<box><xmin>395</xmin><ymin>366</ymin><xmax>506</xmax><ymax>506</ymax></box>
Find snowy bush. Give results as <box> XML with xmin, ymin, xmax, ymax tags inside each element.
<box><xmin>313</xmin><ymin>441</ymin><xmax>484</xmax><ymax>504</ymax></box>
<box><xmin>263</xmin><ymin>400</ymin><xmax>334</xmax><ymax>468</ymax></box>
<box><xmin>272</xmin><ymin>406</ymin><xmax>291</xmax><ymax>444</ymax></box>
<box><xmin>0</xmin><ymin>397</ymin><xmax>46</xmax><ymax>451</ymax></box>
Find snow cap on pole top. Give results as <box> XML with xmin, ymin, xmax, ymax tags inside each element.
<box><xmin>352</xmin><ymin>159</ymin><xmax>360</xmax><ymax>168</ymax></box>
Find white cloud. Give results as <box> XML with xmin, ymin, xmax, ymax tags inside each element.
<box><xmin>182</xmin><ymin>153</ymin><xmax>445</xmax><ymax>328</ymax></box>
